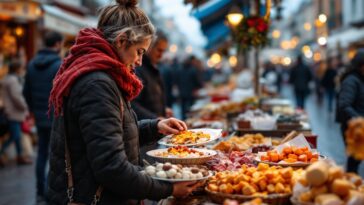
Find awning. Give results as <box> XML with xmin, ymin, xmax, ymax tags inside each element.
<box><xmin>204</xmin><ymin>20</ymin><xmax>230</xmax><ymax>49</ymax></box>
<box><xmin>0</xmin><ymin>1</ymin><xmax>42</xmax><ymax>21</ymax></box>
<box><xmin>42</xmin><ymin>4</ymin><xmax>97</xmax><ymax>35</ymax></box>
<box><xmin>193</xmin><ymin>0</ymin><xmax>231</xmax><ymax>20</ymax></box>
<box><xmin>192</xmin><ymin>0</ymin><xmax>233</xmax><ymax>49</ymax></box>
<box><xmin>327</xmin><ymin>27</ymin><xmax>364</xmax><ymax>49</ymax></box>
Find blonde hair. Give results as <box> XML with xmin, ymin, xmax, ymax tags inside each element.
<box><xmin>97</xmin><ymin>0</ymin><xmax>155</xmax><ymax>47</ymax></box>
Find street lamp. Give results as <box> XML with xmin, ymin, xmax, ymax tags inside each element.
<box><xmin>318</xmin><ymin>14</ymin><xmax>327</xmax><ymax>23</ymax></box>
<box><xmin>226</xmin><ymin>6</ymin><xmax>244</xmax><ymax>26</ymax></box>
<box><xmin>317</xmin><ymin>36</ymin><xmax>327</xmax><ymax>46</ymax></box>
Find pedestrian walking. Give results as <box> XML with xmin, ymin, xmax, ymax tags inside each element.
<box><xmin>0</xmin><ymin>59</ymin><xmax>32</xmax><ymax>166</ymax></box>
<box><xmin>321</xmin><ymin>58</ymin><xmax>338</xmax><ymax>112</ymax></box>
<box><xmin>289</xmin><ymin>55</ymin><xmax>313</xmax><ymax>109</ymax></box>
<box><xmin>23</xmin><ymin>31</ymin><xmax>63</xmax><ymax>203</ymax></box>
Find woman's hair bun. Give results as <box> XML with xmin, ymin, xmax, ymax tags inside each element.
<box><xmin>116</xmin><ymin>0</ymin><xmax>138</xmax><ymax>8</ymax></box>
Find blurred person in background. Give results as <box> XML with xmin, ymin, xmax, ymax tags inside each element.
<box><xmin>132</xmin><ymin>30</ymin><xmax>173</xmax><ymax>120</ymax></box>
<box><xmin>337</xmin><ymin>49</ymin><xmax>364</xmax><ymax>173</ymax></box>
<box><xmin>47</xmin><ymin>0</ymin><xmax>200</xmax><ymax>204</ymax></box>
<box><xmin>321</xmin><ymin>57</ymin><xmax>338</xmax><ymax>112</ymax></box>
<box><xmin>289</xmin><ymin>55</ymin><xmax>313</xmax><ymax>109</ymax></box>
<box><xmin>131</xmin><ymin>31</ymin><xmax>173</xmax><ymax>162</ymax></box>
<box><xmin>262</xmin><ymin>61</ymin><xmax>282</xmax><ymax>95</ymax></box>
<box><xmin>23</xmin><ymin>31</ymin><xmax>63</xmax><ymax>203</ymax></box>
<box><xmin>313</xmin><ymin>62</ymin><xmax>325</xmax><ymax>105</ymax></box>
<box><xmin>160</xmin><ymin>57</ymin><xmax>179</xmax><ymax>108</ymax></box>
<box><xmin>175</xmin><ymin>55</ymin><xmax>203</xmax><ymax>120</ymax></box>
<box><xmin>0</xmin><ymin>59</ymin><xmax>32</xmax><ymax>166</ymax></box>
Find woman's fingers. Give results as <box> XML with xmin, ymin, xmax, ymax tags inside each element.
<box><xmin>168</xmin><ymin>118</ymin><xmax>187</xmax><ymax>130</ymax></box>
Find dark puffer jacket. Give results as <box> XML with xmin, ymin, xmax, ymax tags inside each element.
<box><xmin>48</xmin><ymin>72</ymin><xmax>173</xmax><ymax>205</ymax></box>
<box><xmin>337</xmin><ymin>72</ymin><xmax>364</xmax><ymax>124</ymax></box>
<box><xmin>23</xmin><ymin>49</ymin><xmax>61</xmax><ymax>128</ymax></box>
<box><xmin>132</xmin><ymin>56</ymin><xmax>166</xmax><ymax>120</ymax></box>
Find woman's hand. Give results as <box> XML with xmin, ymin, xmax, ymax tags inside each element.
<box><xmin>157</xmin><ymin>118</ymin><xmax>187</xmax><ymax>135</ymax></box>
<box><xmin>172</xmin><ymin>181</ymin><xmax>204</xmax><ymax>198</ymax></box>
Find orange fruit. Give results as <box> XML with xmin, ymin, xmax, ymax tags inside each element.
<box><xmin>283</xmin><ymin>147</ymin><xmax>292</xmax><ymax>155</ymax></box>
<box><xmin>261</xmin><ymin>155</ymin><xmax>269</xmax><ymax>161</ymax></box>
<box><xmin>305</xmin><ymin>151</ymin><xmax>313</xmax><ymax>160</ymax></box>
<box><xmin>270</xmin><ymin>153</ymin><xmax>279</xmax><ymax>162</ymax></box>
<box><xmin>298</xmin><ymin>154</ymin><xmax>308</xmax><ymax>162</ymax></box>
<box><xmin>294</xmin><ymin>148</ymin><xmax>304</xmax><ymax>155</ymax></box>
<box><xmin>288</xmin><ymin>154</ymin><xmax>298</xmax><ymax>159</ymax></box>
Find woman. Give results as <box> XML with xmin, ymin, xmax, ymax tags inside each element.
<box><xmin>337</xmin><ymin>49</ymin><xmax>364</xmax><ymax>173</ymax></box>
<box><xmin>0</xmin><ymin>59</ymin><xmax>32</xmax><ymax>166</ymax></box>
<box><xmin>48</xmin><ymin>0</ymin><xmax>200</xmax><ymax>204</ymax></box>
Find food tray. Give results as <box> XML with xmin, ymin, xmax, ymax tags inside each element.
<box><xmin>254</xmin><ymin>155</ymin><xmax>327</xmax><ymax>168</ymax></box>
<box><xmin>158</xmin><ymin>128</ymin><xmax>222</xmax><ymax>147</ymax></box>
<box><xmin>205</xmin><ymin>188</ymin><xmax>291</xmax><ymax>205</ymax></box>
<box><xmin>146</xmin><ymin>148</ymin><xmax>217</xmax><ymax>165</ymax></box>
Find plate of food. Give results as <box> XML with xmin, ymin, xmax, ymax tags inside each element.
<box><xmin>146</xmin><ymin>146</ymin><xmax>217</xmax><ymax>165</ymax></box>
<box><xmin>255</xmin><ymin>146</ymin><xmax>326</xmax><ymax>167</ymax></box>
<box><xmin>158</xmin><ymin>128</ymin><xmax>222</xmax><ymax>147</ymax></box>
<box><xmin>142</xmin><ymin>162</ymin><xmax>213</xmax><ymax>182</ymax></box>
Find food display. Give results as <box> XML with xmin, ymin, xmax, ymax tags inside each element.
<box><xmin>206</xmin><ymin>163</ymin><xmax>302</xmax><ymax>196</ymax></box>
<box><xmin>207</xmin><ymin>151</ymin><xmax>255</xmax><ymax>171</ymax></box>
<box><xmin>195</xmin><ymin>97</ymin><xmax>259</xmax><ymax>121</ymax></box>
<box><xmin>168</xmin><ymin>130</ymin><xmax>211</xmax><ymax>145</ymax></box>
<box><xmin>250</xmin><ymin>145</ymin><xmax>274</xmax><ymax>154</ymax></box>
<box><xmin>236</xmin><ymin>110</ymin><xmax>277</xmax><ymax>130</ymax></box>
<box><xmin>158</xmin><ymin>128</ymin><xmax>222</xmax><ymax>146</ymax></box>
<box><xmin>153</xmin><ymin>146</ymin><xmax>205</xmax><ymax>158</ymax></box>
<box><xmin>292</xmin><ymin>161</ymin><xmax>364</xmax><ymax>205</ymax></box>
<box><xmin>345</xmin><ymin>117</ymin><xmax>364</xmax><ymax>160</ymax></box>
<box><xmin>259</xmin><ymin>146</ymin><xmax>319</xmax><ymax>165</ymax></box>
<box><xmin>142</xmin><ymin>162</ymin><xmax>211</xmax><ymax>182</ymax></box>
<box><xmin>213</xmin><ymin>134</ymin><xmax>272</xmax><ymax>152</ymax></box>
<box><xmin>272</xmin><ymin>106</ymin><xmax>295</xmax><ymax>115</ymax></box>
<box><xmin>276</xmin><ymin>115</ymin><xmax>303</xmax><ymax>130</ymax></box>
<box><xmin>146</xmin><ymin>146</ymin><xmax>217</xmax><ymax>165</ymax></box>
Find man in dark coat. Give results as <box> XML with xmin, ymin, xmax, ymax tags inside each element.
<box><xmin>23</xmin><ymin>31</ymin><xmax>63</xmax><ymax>202</ymax></box>
<box><xmin>160</xmin><ymin>58</ymin><xmax>178</xmax><ymax>108</ymax></box>
<box><xmin>289</xmin><ymin>55</ymin><xmax>313</xmax><ymax>109</ymax></box>
<box><xmin>175</xmin><ymin>56</ymin><xmax>203</xmax><ymax>120</ymax></box>
<box><xmin>132</xmin><ymin>31</ymin><xmax>172</xmax><ymax>120</ymax></box>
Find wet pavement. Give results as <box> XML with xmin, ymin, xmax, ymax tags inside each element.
<box><xmin>0</xmin><ymin>86</ymin><xmax>363</xmax><ymax>205</ymax></box>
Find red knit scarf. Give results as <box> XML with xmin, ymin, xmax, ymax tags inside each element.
<box><xmin>49</xmin><ymin>28</ymin><xmax>143</xmax><ymax>116</ymax></box>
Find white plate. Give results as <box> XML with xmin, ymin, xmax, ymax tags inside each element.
<box><xmin>147</xmin><ymin>148</ymin><xmax>217</xmax><ymax>159</ymax></box>
<box><xmin>151</xmin><ymin>171</ymin><xmax>213</xmax><ymax>182</ymax></box>
<box><xmin>146</xmin><ymin>148</ymin><xmax>217</xmax><ymax>165</ymax></box>
<box><xmin>158</xmin><ymin>128</ymin><xmax>222</xmax><ymax>147</ymax></box>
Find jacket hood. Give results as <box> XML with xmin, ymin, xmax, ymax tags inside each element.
<box><xmin>33</xmin><ymin>49</ymin><xmax>60</xmax><ymax>70</ymax></box>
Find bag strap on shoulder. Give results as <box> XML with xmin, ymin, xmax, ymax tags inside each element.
<box><xmin>63</xmin><ymin>99</ymin><xmax>103</xmax><ymax>205</ymax></box>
